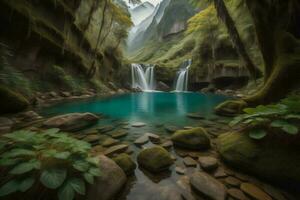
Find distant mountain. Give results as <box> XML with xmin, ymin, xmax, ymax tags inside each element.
<box><xmin>129</xmin><ymin>1</ymin><xmax>155</xmax><ymax>25</ymax></box>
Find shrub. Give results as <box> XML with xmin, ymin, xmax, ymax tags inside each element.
<box><xmin>230</xmin><ymin>95</ymin><xmax>300</xmax><ymax>139</ymax></box>
<box><xmin>0</xmin><ymin>129</ymin><xmax>101</xmax><ymax>200</ymax></box>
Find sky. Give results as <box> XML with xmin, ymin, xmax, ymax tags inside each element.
<box><xmin>123</xmin><ymin>0</ymin><xmax>163</xmax><ymax>7</ymax></box>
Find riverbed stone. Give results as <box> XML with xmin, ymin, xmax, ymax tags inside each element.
<box><xmin>101</xmin><ymin>137</ymin><xmax>119</xmax><ymax>147</ymax></box>
<box><xmin>213</xmin><ymin>167</ymin><xmax>228</xmax><ymax>178</ymax></box>
<box><xmin>97</xmin><ymin>125</ymin><xmax>114</xmax><ymax>133</ymax></box>
<box><xmin>171</xmin><ymin>127</ymin><xmax>211</xmax><ymax>150</ymax></box>
<box><xmin>161</xmin><ymin>140</ymin><xmax>173</xmax><ymax>149</ymax></box>
<box><xmin>215</xmin><ymin>100</ymin><xmax>247</xmax><ymax>116</ymax></box>
<box><xmin>225</xmin><ymin>176</ymin><xmax>241</xmax><ymax>187</ymax></box>
<box><xmin>165</xmin><ymin>125</ymin><xmax>179</xmax><ymax>133</ymax></box>
<box><xmin>87</xmin><ymin>155</ymin><xmax>126</xmax><ymax>200</ymax></box>
<box><xmin>132</xmin><ymin>122</ymin><xmax>146</xmax><ymax>127</ymax></box>
<box><xmin>43</xmin><ymin>113</ymin><xmax>99</xmax><ymax>131</ymax></box>
<box><xmin>104</xmin><ymin>144</ymin><xmax>129</xmax><ymax>157</ymax></box>
<box><xmin>183</xmin><ymin>157</ymin><xmax>198</xmax><ymax>167</ymax></box>
<box><xmin>137</xmin><ymin>146</ymin><xmax>173</xmax><ymax>172</ymax></box>
<box><xmin>198</xmin><ymin>156</ymin><xmax>218</xmax><ymax>171</ymax></box>
<box><xmin>84</xmin><ymin>134</ymin><xmax>100</xmax><ymax>143</ymax></box>
<box><xmin>111</xmin><ymin>130</ymin><xmax>128</xmax><ymax>139</ymax></box>
<box><xmin>217</xmin><ymin>131</ymin><xmax>300</xmax><ymax>185</ymax></box>
<box><xmin>177</xmin><ymin>176</ymin><xmax>196</xmax><ymax>200</ymax></box>
<box><xmin>134</xmin><ymin>134</ymin><xmax>149</xmax><ymax>146</ymax></box>
<box><xmin>175</xmin><ymin>166</ymin><xmax>186</xmax><ymax>175</ymax></box>
<box><xmin>190</xmin><ymin>172</ymin><xmax>227</xmax><ymax>200</ymax></box>
<box><xmin>228</xmin><ymin>188</ymin><xmax>249</xmax><ymax>200</ymax></box>
<box><xmin>240</xmin><ymin>183</ymin><xmax>272</xmax><ymax>200</ymax></box>
<box><xmin>147</xmin><ymin>133</ymin><xmax>160</xmax><ymax>143</ymax></box>
<box><xmin>112</xmin><ymin>153</ymin><xmax>136</xmax><ymax>175</ymax></box>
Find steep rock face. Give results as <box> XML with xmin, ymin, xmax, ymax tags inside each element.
<box><xmin>129</xmin><ymin>2</ymin><xmax>155</xmax><ymax>25</ymax></box>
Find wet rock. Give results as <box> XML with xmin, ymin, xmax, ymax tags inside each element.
<box><xmin>97</xmin><ymin>125</ymin><xmax>114</xmax><ymax>133</ymax></box>
<box><xmin>112</xmin><ymin>153</ymin><xmax>136</xmax><ymax>175</ymax></box>
<box><xmin>157</xmin><ymin>81</ymin><xmax>170</xmax><ymax>91</ymax></box>
<box><xmin>101</xmin><ymin>138</ymin><xmax>119</xmax><ymax>147</ymax></box>
<box><xmin>184</xmin><ymin>126</ymin><xmax>194</xmax><ymax>130</ymax></box>
<box><xmin>228</xmin><ymin>188</ymin><xmax>249</xmax><ymax>200</ymax></box>
<box><xmin>215</xmin><ymin>100</ymin><xmax>247</xmax><ymax>116</ymax></box>
<box><xmin>240</xmin><ymin>183</ymin><xmax>272</xmax><ymax>200</ymax></box>
<box><xmin>198</xmin><ymin>156</ymin><xmax>218</xmax><ymax>171</ymax></box>
<box><xmin>147</xmin><ymin>133</ymin><xmax>160</xmax><ymax>144</ymax></box>
<box><xmin>213</xmin><ymin>168</ymin><xmax>228</xmax><ymax>178</ymax></box>
<box><xmin>177</xmin><ymin>176</ymin><xmax>196</xmax><ymax>200</ymax></box>
<box><xmin>165</xmin><ymin>125</ymin><xmax>179</xmax><ymax>133</ymax></box>
<box><xmin>48</xmin><ymin>91</ymin><xmax>58</xmax><ymax>98</ymax></box>
<box><xmin>190</xmin><ymin>172</ymin><xmax>226</xmax><ymax>200</ymax></box>
<box><xmin>134</xmin><ymin>134</ymin><xmax>149</xmax><ymax>146</ymax></box>
<box><xmin>111</xmin><ymin>130</ymin><xmax>128</xmax><ymax>139</ymax></box>
<box><xmin>43</xmin><ymin>113</ymin><xmax>99</xmax><ymax>131</ymax></box>
<box><xmin>60</xmin><ymin>91</ymin><xmax>71</xmax><ymax>97</ymax></box>
<box><xmin>175</xmin><ymin>166</ymin><xmax>186</xmax><ymax>175</ymax></box>
<box><xmin>225</xmin><ymin>176</ymin><xmax>241</xmax><ymax>187</ymax></box>
<box><xmin>90</xmin><ymin>145</ymin><xmax>105</xmax><ymax>156</ymax></box>
<box><xmin>84</xmin><ymin>134</ymin><xmax>100</xmax><ymax>143</ymax></box>
<box><xmin>137</xmin><ymin>146</ymin><xmax>173</xmax><ymax>172</ymax></box>
<box><xmin>87</xmin><ymin>155</ymin><xmax>126</xmax><ymax>200</ymax></box>
<box><xmin>17</xmin><ymin>111</ymin><xmax>42</xmax><ymax>121</ymax></box>
<box><xmin>183</xmin><ymin>157</ymin><xmax>197</xmax><ymax>167</ymax></box>
<box><xmin>132</xmin><ymin>122</ymin><xmax>146</xmax><ymax>127</ymax></box>
<box><xmin>104</xmin><ymin>144</ymin><xmax>129</xmax><ymax>157</ymax></box>
<box><xmin>171</xmin><ymin>127</ymin><xmax>211</xmax><ymax>150</ymax></box>
<box><xmin>186</xmin><ymin>113</ymin><xmax>204</xmax><ymax>119</ymax></box>
<box><xmin>161</xmin><ymin>140</ymin><xmax>173</xmax><ymax>149</ymax></box>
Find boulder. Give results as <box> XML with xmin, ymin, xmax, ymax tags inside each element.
<box><xmin>215</xmin><ymin>100</ymin><xmax>247</xmax><ymax>116</ymax></box>
<box><xmin>190</xmin><ymin>172</ymin><xmax>227</xmax><ymax>200</ymax></box>
<box><xmin>43</xmin><ymin>113</ymin><xmax>99</xmax><ymax>131</ymax></box>
<box><xmin>137</xmin><ymin>146</ymin><xmax>173</xmax><ymax>172</ymax></box>
<box><xmin>0</xmin><ymin>86</ymin><xmax>29</xmax><ymax>114</ymax></box>
<box><xmin>112</xmin><ymin>153</ymin><xmax>136</xmax><ymax>175</ymax></box>
<box><xmin>87</xmin><ymin>155</ymin><xmax>126</xmax><ymax>200</ymax></box>
<box><xmin>217</xmin><ymin>132</ymin><xmax>300</xmax><ymax>186</ymax></box>
<box><xmin>171</xmin><ymin>127</ymin><xmax>211</xmax><ymax>150</ymax></box>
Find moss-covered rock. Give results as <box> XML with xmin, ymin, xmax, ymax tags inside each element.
<box><xmin>171</xmin><ymin>127</ymin><xmax>211</xmax><ymax>150</ymax></box>
<box><xmin>217</xmin><ymin>132</ymin><xmax>300</xmax><ymax>186</ymax></box>
<box><xmin>215</xmin><ymin>100</ymin><xmax>247</xmax><ymax>116</ymax></box>
<box><xmin>0</xmin><ymin>86</ymin><xmax>29</xmax><ymax>114</ymax></box>
<box><xmin>112</xmin><ymin>153</ymin><xmax>136</xmax><ymax>175</ymax></box>
<box><xmin>137</xmin><ymin>146</ymin><xmax>173</xmax><ymax>173</ymax></box>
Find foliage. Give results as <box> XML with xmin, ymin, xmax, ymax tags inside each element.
<box><xmin>230</xmin><ymin>95</ymin><xmax>300</xmax><ymax>139</ymax></box>
<box><xmin>0</xmin><ymin>129</ymin><xmax>101</xmax><ymax>200</ymax></box>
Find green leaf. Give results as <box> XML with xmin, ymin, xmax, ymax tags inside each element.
<box><xmin>19</xmin><ymin>177</ymin><xmax>35</xmax><ymax>192</ymax></box>
<box><xmin>4</xmin><ymin>130</ymin><xmax>36</xmax><ymax>142</ymax></box>
<box><xmin>248</xmin><ymin>129</ymin><xmax>267</xmax><ymax>140</ymax></box>
<box><xmin>0</xmin><ymin>158</ymin><xmax>20</xmax><ymax>166</ymax></box>
<box><xmin>54</xmin><ymin>152</ymin><xmax>71</xmax><ymax>160</ymax></box>
<box><xmin>44</xmin><ymin>128</ymin><xmax>60</xmax><ymax>135</ymax></box>
<box><xmin>89</xmin><ymin>167</ymin><xmax>101</xmax><ymax>176</ymax></box>
<box><xmin>40</xmin><ymin>169</ymin><xmax>67</xmax><ymax>189</ymax></box>
<box><xmin>73</xmin><ymin>161</ymin><xmax>89</xmax><ymax>172</ymax></box>
<box><xmin>9</xmin><ymin>162</ymin><xmax>36</xmax><ymax>175</ymax></box>
<box><xmin>271</xmin><ymin>120</ymin><xmax>288</xmax><ymax>128</ymax></box>
<box><xmin>69</xmin><ymin>178</ymin><xmax>85</xmax><ymax>195</ymax></box>
<box><xmin>2</xmin><ymin>148</ymin><xmax>35</xmax><ymax>158</ymax></box>
<box><xmin>86</xmin><ymin>157</ymin><xmax>99</xmax><ymax>166</ymax></box>
<box><xmin>285</xmin><ymin>114</ymin><xmax>300</xmax><ymax>120</ymax></box>
<box><xmin>282</xmin><ymin>124</ymin><xmax>298</xmax><ymax>135</ymax></box>
<box><xmin>83</xmin><ymin>173</ymin><xmax>94</xmax><ymax>184</ymax></box>
<box><xmin>0</xmin><ymin>180</ymin><xmax>19</xmax><ymax>196</ymax></box>
<box><xmin>58</xmin><ymin>181</ymin><xmax>75</xmax><ymax>200</ymax></box>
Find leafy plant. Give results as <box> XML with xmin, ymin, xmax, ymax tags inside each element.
<box><xmin>230</xmin><ymin>95</ymin><xmax>300</xmax><ymax>139</ymax></box>
<box><xmin>0</xmin><ymin>129</ymin><xmax>101</xmax><ymax>200</ymax></box>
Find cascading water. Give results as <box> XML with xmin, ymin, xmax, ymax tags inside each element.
<box><xmin>175</xmin><ymin>59</ymin><xmax>192</xmax><ymax>92</ymax></box>
<box><xmin>131</xmin><ymin>64</ymin><xmax>156</xmax><ymax>91</ymax></box>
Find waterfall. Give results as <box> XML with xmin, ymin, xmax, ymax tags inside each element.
<box><xmin>175</xmin><ymin>59</ymin><xmax>192</xmax><ymax>92</ymax></box>
<box><xmin>131</xmin><ymin>64</ymin><xmax>156</xmax><ymax>91</ymax></box>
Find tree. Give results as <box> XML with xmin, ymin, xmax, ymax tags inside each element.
<box><xmin>190</xmin><ymin>0</ymin><xmax>261</xmax><ymax>80</ymax></box>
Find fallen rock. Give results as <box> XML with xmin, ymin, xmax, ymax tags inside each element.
<box><xmin>228</xmin><ymin>188</ymin><xmax>249</xmax><ymax>200</ymax></box>
<box><xmin>190</xmin><ymin>172</ymin><xmax>226</xmax><ymax>200</ymax></box>
<box><xmin>112</xmin><ymin>153</ymin><xmax>136</xmax><ymax>175</ymax></box>
<box><xmin>240</xmin><ymin>183</ymin><xmax>272</xmax><ymax>200</ymax></box>
<box><xmin>171</xmin><ymin>127</ymin><xmax>211</xmax><ymax>150</ymax></box>
<box><xmin>137</xmin><ymin>146</ymin><xmax>173</xmax><ymax>172</ymax></box>
<box><xmin>87</xmin><ymin>155</ymin><xmax>126</xmax><ymax>200</ymax></box>
<box><xmin>104</xmin><ymin>144</ymin><xmax>129</xmax><ymax>157</ymax></box>
<box><xmin>43</xmin><ymin>113</ymin><xmax>99</xmax><ymax>131</ymax></box>
<box><xmin>183</xmin><ymin>157</ymin><xmax>197</xmax><ymax>167</ymax></box>
<box><xmin>198</xmin><ymin>156</ymin><xmax>218</xmax><ymax>171</ymax></box>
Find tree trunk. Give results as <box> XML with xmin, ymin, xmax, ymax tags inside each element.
<box><xmin>87</xmin><ymin>0</ymin><xmax>108</xmax><ymax>78</ymax></box>
<box><xmin>213</xmin><ymin>0</ymin><xmax>261</xmax><ymax>80</ymax></box>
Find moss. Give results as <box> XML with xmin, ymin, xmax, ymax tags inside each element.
<box><xmin>215</xmin><ymin>100</ymin><xmax>247</xmax><ymax>116</ymax></box>
<box><xmin>0</xmin><ymin>85</ymin><xmax>29</xmax><ymax>114</ymax></box>
<box><xmin>137</xmin><ymin>146</ymin><xmax>173</xmax><ymax>173</ymax></box>
<box><xmin>112</xmin><ymin>153</ymin><xmax>136</xmax><ymax>175</ymax></box>
<box><xmin>171</xmin><ymin>127</ymin><xmax>211</xmax><ymax>150</ymax></box>
<box><xmin>217</xmin><ymin>132</ymin><xmax>300</xmax><ymax>186</ymax></box>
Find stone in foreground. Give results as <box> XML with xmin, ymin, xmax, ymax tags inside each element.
<box><xmin>240</xmin><ymin>183</ymin><xmax>272</xmax><ymax>200</ymax></box>
<box><xmin>198</xmin><ymin>156</ymin><xmax>218</xmax><ymax>171</ymax></box>
<box><xmin>87</xmin><ymin>155</ymin><xmax>126</xmax><ymax>200</ymax></box>
<box><xmin>190</xmin><ymin>172</ymin><xmax>226</xmax><ymax>200</ymax></box>
<box><xmin>171</xmin><ymin>127</ymin><xmax>211</xmax><ymax>150</ymax></box>
<box><xmin>137</xmin><ymin>146</ymin><xmax>173</xmax><ymax>172</ymax></box>
<box><xmin>112</xmin><ymin>153</ymin><xmax>136</xmax><ymax>175</ymax></box>
<box><xmin>43</xmin><ymin>112</ymin><xmax>99</xmax><ymax>131</ymax></box>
